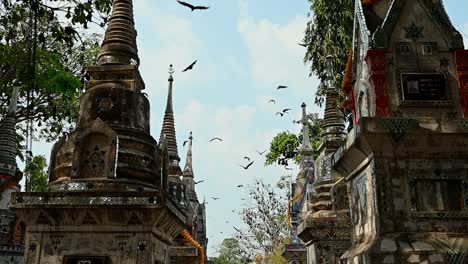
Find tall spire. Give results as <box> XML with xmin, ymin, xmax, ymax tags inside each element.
<box><xmin>321</xmin><ymin>55</ymin><xmax>346</xmax><ymax>147</ymax></box>
<box><xmin>300</xmin><ymin>103</ymin><xmax>312</xmax><ymax>151</ymax></box>
<box><xmin>183</xmin><ymin>132</ymin><xmax>198</xmax><ymax>203</ymax></box>
<box><xmin>97</xmin><ymin>0</ymin><xmax>139</xmax><ymax>66</ymax></box>
<box><xmin>295</xmin><ymin>103</ymin><xmax>315</xmax><ymax>196</ymax></box>
<box><xmin>160</xmin><ymin>65</ymin><xmax>180</xmax><ymax>164</ymax></box>
<box><xmin>0</xmin><ymin>87</ymin><xmax>20</xmax><ymax>180</ymax></box>
<box><xmin>183</xmin><ymin>132</ymin><xmax>194</xmax><ymax>178</ymax></box>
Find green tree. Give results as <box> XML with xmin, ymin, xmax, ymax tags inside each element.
<box><xmin>23</xmin><ymin>155</ymin><xmax>48</xmax><ymax>192</ymax></box>
<box><xmin>265</xmin><ymin>113</ymin><xmax>323</xmax><ymax>166</ymax></box>
<box><xmin>210</xmin><ymin>238</ymin><xmax>246</xmax><ymax>264</ymax></box>
<box><xmin>302</xmin><ymin>0</ymin><xmax>354</xmax><ymax>105</ymax></box>
<box><xmin>235</xmin><ymin>179</ymin><xmax>289</xmax><ymax>262</ymax></box>
<box><xmin>0</xmin><ymin>3</ymin><xmax>103</xmax><ymax>158</ymax></box>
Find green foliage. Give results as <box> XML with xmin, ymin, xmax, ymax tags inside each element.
<box><xmin>303</xmin><ymin>0</ymin><xmax>354</xmax><ymax>106</ymax></box>
<box><xmin>210</xmin><ymin>238</ymin><xmax>247</xmax><ymax>264</ymax></box>
<box><xmin>265</xmin><ymin>132</ymin><xmax>300</xmax><ymax>166</ymax></box>
<box><xmin>265</xmin><ymin>113</ymin><xmax>323</xmax><ymax>166</ymax></box>
<box><xmin>0</xmin><ymin>2</ymin><xmax>103</xmax><ymax>157</ymax></box>
<box><xmin>235</xmin><ymin>179</ymin><xmax>289</xmax><ymax>261</ymax></box>
<box><xmin>24</xmin><ymin>155</ymin><xmax>48</xmax><ymax>192</ymax></box>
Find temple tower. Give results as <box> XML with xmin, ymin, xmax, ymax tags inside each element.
<box><xmin>297</xmin><ymin>57</ymin><xmax>351</xmax><ymax>263</ymax></box>
<box><xmin>333</xmin><ymin>0</ymin><xmax>468</xmax><ymax>263</ymax></box>
<box><xmin>11</xmin><ymin>1</ymin><xmax>188</xmax><ymax>263</ymax></box>
<box><xmin>282</xmin><ymin>103</ymin><xmax>312</xmax><ymax>264</ymax></box>
<box><xmin>170</xmin><ymin>132</ymin><xmax>208</xmax><ymax>264</ymax></box>
<box><xmin>0</xmin><ymin>87</ymin><xmax>25</xmax><ymax>263</ymax></box>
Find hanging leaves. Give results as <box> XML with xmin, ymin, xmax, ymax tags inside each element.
<box><xmin>302</xmin><ymin>0</ymin><xmax>355</xmax><ymax>106</ymax></box>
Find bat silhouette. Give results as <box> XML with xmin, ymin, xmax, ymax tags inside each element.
<box><xmin>182</xmin><ymin>60</ymin><xmax>197</xmax><ymax>72</ymax></box>
<box><xmin>237</xmin><ymin>184</ymin><xmax>244</xmax><ymax>188</ymax></box>
<box><xmin>194</xmin><ymin>180</ymin><xmax>204</xmax><ymax>184</ymax></box>
<box><xmin>244</xmin><ymin>156</ymin><xmax>251</xmax><ymax>161</ymax></box>
<box><xmin>209</xmin><ymin>137</ymin><xmax>223</xmax><ymax>142</ymax></box>
<box><xmin>276</xmin><ymin>112</ymin><xmax>284</xmax><ymax>117</ymax></box>
<box><xmin>240</xmin><ymin>161</ymin><xmax>254</xmax><ymax>170</ymax></box>
<box><xmin>268</xmin><ymin>99</ymin><xmax>276</xmax><ymax>104</ymax></box>
<box><xmin>282</xmin><ymin>108</ymin><xmax>291</xmax><ymax>113</ymax></box>
<box><xmin>183</xmin><ymin>140</ymin><xmax>188</xmax><ymax>146</ymax></box>
<box><xmin>211</xmin><ymin>197</ymin><xmax>220</xmax><ymax>200</ymax></box>
<box><xmin>277</xmin><ymin>85</ymin><xmax>288</xmax><ymax>89</ymax></box>
<box><xmin>256</xmin><ymin>150</ymin><xmax>267</xmax><ymax>155</ymax></box>
<box><xmin>176</xmin><ymin>1</ymin><xmax>210</xmax><ymax>11</ymax></box>
<box><xmin>298</xmin><ymin>42</ymin><xmax>308</xmax><ymax>47</ymax></box>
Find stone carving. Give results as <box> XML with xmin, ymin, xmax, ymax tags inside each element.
<box><xmin>82</xmin><ymin>212</ymin><xmax>97</xmax><ymax>225</ymax></box>
<box><xmin>72</xmin><ymin>118</ymin><xmax>118</xmax><ymax>179</ymax></box>
<box><xmin>377</xmin><ymin>118</ymin><xmax>419</xmax><ymax>146</ymax></box>
<box><xmin>352</xmin><ymin>174</ymin><xmax>367</xmax><ymax>225</ymax></box>
<box><xmin>404</xmin><ymin>22</ymin><xmax>424</xmax><ymax>41</ymax></box>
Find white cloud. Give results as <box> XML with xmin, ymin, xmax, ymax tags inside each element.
<box><xmin>238</xmin><ymin>10</ymin><xmax>315</xmax><ymax>92</ymax></box>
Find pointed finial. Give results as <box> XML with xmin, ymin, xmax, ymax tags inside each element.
<box><xmin>183</xmin><ymin>131</ymin><xmax>194</xmax><ymax>178</ymax></box>
<box><xmin>326</xmin><ymin>55</ymin><xmax>334</xmax><ymax>89</ymax></box>
<box><xmin>169</xmin><ymin>64</ymin><xmax>174</xmax><ymax>82</ymax></box>
<box><xmin>300</xmin><ymin>103</ymin><xmax>312</xmax><ymax>150</ymax></box>
<box><xmin>8</xmin><ymin>87</ymin><xmax>19</xmax><ymax>115</ymax></box>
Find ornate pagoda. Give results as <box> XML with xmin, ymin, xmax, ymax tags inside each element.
<box><xmin>0</xmin><ymin>87</ymin><xmax>25</xmax><ymax>263</ymax></box>
<box><xmin>332</xmin><ymin>0</ymin><xmax>468</xmax><ymax>263</ymax></box>
<box><xmin>297</xmin><ymin>57</ymin><xmax>351</xmax><ymax>263</ymax></box>
<box><xmin>158</xmin><ymin>70</ymin><xmax>207</xmax><ymax>263</ymax></box>
<box><xmin>10</xmin><ymin>1</ymin><xmax>189</xmax><ymax>263</ymax></box>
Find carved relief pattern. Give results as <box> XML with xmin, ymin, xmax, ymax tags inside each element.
<box><xmin>352</xmin><ymin>175</ymin><xmax>367</xmax><ymax>225</ymax></box>
<box><xmin>455</xmin><ymin>50</ymin><xmax>468</xmax><ymax>118</ymax></box>
<box><xmin>365</xmin><ymin>49</ymin><xmax>390</xmax><ymax>117</ymax></box>
<box><xmin>376</xmin><ymin>118</ymin><xmax>419</xmax><ymax>146</ymax></box>
<box><xmin>84</xmin><ymin>145</ymin><xmax>106</xmax><ymax>171</ymax></box>
<box><xmin>137</xmin><ymin>240</ymin><xmax>147</xmax><ymax>264</ymax></box>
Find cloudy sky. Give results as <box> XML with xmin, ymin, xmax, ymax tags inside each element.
<box><xmin>20</xmin><ymin>0</ymin><xmax>468</xmax><ymax>256</ymax></box>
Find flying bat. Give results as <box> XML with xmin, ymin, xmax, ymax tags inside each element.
<box><xmin>182</xmin><ymin>60</ymin><xmax>197</xmax><ymax>72</ymax></box>
<box><xmin>194</xmin><ymin>180</ymin><xmax>205</xmax><ymax>184</ymax></box>
<box><xmin>209</xmin><ymin>137</ymin><xmax>223</xmax><ymax>142</ymax></box>
<box><xmin>282</xmin><ymin>108</ymin><xmax>291</xmax><ymax>113</ymax></box>
<box><xmin>240</xmin><ymin>161</ymin><xmax>254</xmax><ymax>170</ymax></box>
<box><xmin>211</xmin><ymin>197</ymin><xmax>220</xmax><ymax>200</ymax></box>
<box><xmin>176</xmin><ymin>1</ymin><xmax>210</xmax><ymax>12</ymax></box>
<box><xmin>244</xmin><ymin>156</ymin><xmax>251</xmax><ymax>161</ymax></box>
<box><xmin>268</xmin><ymin>99</ymin><xmax>276</xmax><ymax>104</ymax></box>
<box><xmin>298</xmin><ymin>42</ymin><xmax>308</xmax><ymax>47</ymax></box>
<box><xmin>183</xmin><ymin>140</ymin><xmax>188</xmax><ymax>146</ymax></box>
<box><xmin>277</xmin><ymin>85</ymin><xmax>288</xmax><ymax>89</ymax></box>
<box><xmin>237</xmin><ymin>184</ymin><xmax>244</xmax><ymax>188</ymax></box>
<box><xmin>256</xmin><ymin>150</ymin><xmax>267</xmax><ymax>155</ymax></box>
<box><xmin>276</xmin><ymin>112</ymin><xmax>284</xmax><ymax>117</ymax></box>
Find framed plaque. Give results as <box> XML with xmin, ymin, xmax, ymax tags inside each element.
<box><xmin>400</xmin><ymin>73</ymin><xmax>447</xmax><ymax>101</ymax></box>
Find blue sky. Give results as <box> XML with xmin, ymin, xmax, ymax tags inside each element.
<box><xmin>22</xmin><ymin>0</ymin><xmax>468</xmax><ymax>256</ymax></box>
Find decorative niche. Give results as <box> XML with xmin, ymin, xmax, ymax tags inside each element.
<box><xmin>409</xmin><ymin>173</ymin><xmax>468</xmax><ymax>218</ymax></box>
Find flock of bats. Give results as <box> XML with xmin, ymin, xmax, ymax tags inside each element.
<box><xmin>174</xmin><ymin>0</ymin><xmax>298</xmax><ymax>233</ymax></box>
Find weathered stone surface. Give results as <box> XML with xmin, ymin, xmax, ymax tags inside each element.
<box><xmin>411</xmin><ymin>241</ymin><xmax>434</xmax><ymax>251</ymax></box>
<box><xmin>399</xmin><ymin>241</ymin><xmax>413</xmax><ymax>253</ymax></box>
<box><xmin>407</xmin><ymin>254</ymin><xmax>420</xmax><ymax>263</ymax></box>
<box><xmin>380</xmin><ymin>239</ymin><xmax>397</xmax><ymax>252</ymax></box>
<box><xmin>429</xmin><ymin>254</ymin><xmax>444</xmax><ymax>263</ymax></box>
<box><xmin>382</xmin><ymin>255</ymin><xmax>394</xmax><ymax>263</ymax></box>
